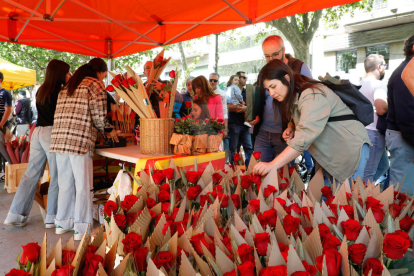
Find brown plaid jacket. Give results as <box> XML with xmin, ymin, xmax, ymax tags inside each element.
<box><xmin>50</xmin><ymin>77</ymin><xmax>107</xmax><ymax>157</ymax></box>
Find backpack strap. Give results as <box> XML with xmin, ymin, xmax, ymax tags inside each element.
<box><xmin>328</xmin><ymin>114</ymin><xmax>358</xmax><ymax>122</ymax></box>
<box><xmin>286</xmin><ymin>54</ymin><xmax>304</xmax><ymax>74</ymax></box>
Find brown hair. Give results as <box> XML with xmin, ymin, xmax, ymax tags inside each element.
<box><xmin>37</xmin><ymin>59</ymin><xmax>70</xmax><ymax>104</ymax></box>
<box><xmin>192</xmin><ymin>75</ymin><xmax>217</xmax><ymax>99</ymax></box>
<box><xmin>192</xmin><ymin>98</ymin><xmax>211</xmax><ymax>120</ymax></box>
<box><xmin>257</xmin><ymin>59</ymin><xmax>321</xmax><ymax>129</ymax></box>
<box><xmin>226</xmin><ymin>75</ymin><xmax>239</xmax><ymax>87</ymax></box>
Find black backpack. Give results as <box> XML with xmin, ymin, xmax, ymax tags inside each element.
<box><xmin>318</xmin><ymin>74</ymin><xmax>374</xmax><ymax>126</ymax></box>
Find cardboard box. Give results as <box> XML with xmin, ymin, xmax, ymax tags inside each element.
<box><xmin>4</xmin><ymin>163</ymin><xmax>29</xmax><ymax>193</ymax></box>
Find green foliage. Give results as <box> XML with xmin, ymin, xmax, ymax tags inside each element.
<box><xmin>389</xmin><ymin>257</ymin><xmax>414</xmax><ymax>275</ymax></box>
<box><xmin>323</xmin><ymin>0</ymin><xmax>374</xmax><ymax>28</ymax></box>
<box><xmin>174</xmin><ymin>117</ymin><xmax>224</xmax><ymax>135</ymax></box>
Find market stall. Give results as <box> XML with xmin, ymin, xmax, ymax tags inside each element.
<box><xmin>0</xmin><ymin>57</ymin><xmax>36</xmax><ymax>90</ymax></box>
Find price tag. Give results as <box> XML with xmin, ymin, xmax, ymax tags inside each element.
<box><xmin>143</xmin><ymin>99</ymin><xmax>149</xmax><ymax>106</ymax></box>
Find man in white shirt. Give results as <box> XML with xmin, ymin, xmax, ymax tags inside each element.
<box><xmin>359</xmin><ymin>54</ymin><xmax>389</xmax><ymax>183</ymax></box>
<box><xmin>209</xmin><ymin>72</ymin><xmax>229</xmax><ymax>159</ymax></box>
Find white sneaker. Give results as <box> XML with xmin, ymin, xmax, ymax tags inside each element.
<box><xmin>4</xmin><ymin>220</ymin><xmax>26</xmax><ymax>227</ymax></box>
<box><xmin>45</xmin><ymin>223</ymin><xmax>55</xmax><ymax>229</ymax></box>
<box><xmin>55</xmin><ymin>225</ymin><xmax>73</xmax><ymax>234</ymax></box>
<box><xmin>74</xmin><ymin>231</ymin><xmax>83</xmax><ymax>241</ymax></box>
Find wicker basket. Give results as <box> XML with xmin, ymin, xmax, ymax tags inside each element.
<box><xmin>140</xmin><ymin>118</ymin><xmax>174</xmax><ymax>155</ymax></box>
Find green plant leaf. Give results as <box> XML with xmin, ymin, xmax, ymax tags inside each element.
<box><xmin>390</xmin><ymin>257</ymin><xmax>414</xmax><ymax>275</ymax></box>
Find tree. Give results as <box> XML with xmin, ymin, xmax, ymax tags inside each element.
<box><xmin>264</xmin><ymin>0</ymin><xmax>374</xmax><ymax>65</ymax></box>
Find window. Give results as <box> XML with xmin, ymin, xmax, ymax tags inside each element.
<box><xmin>336</xmin><ymin>49</ymin><xmax>357</xmax><ymax>73</ymax></box>
<box><xmin>366</xmin><ymin>44</ymin><xmax>390</xmax><ymax>69</ymax></box>
<box><xmin>373</xmin><ymin>0</ymin><xmax>387</xmax><ymax>10</ymax></box>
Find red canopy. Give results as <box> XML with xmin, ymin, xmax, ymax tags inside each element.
<box><xmin>0</xmin><ymin>0</ymin><xmax>358</xmax><ymax>58</ymax></box>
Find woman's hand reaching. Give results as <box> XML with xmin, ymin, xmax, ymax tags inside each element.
<box><xmin>253</xmin><ymin>161</ymin><xmax>275</xmax><ymax>176</ymax></box>
<box><xmin>282</xmin><ymin>125</ymin><xmax>295</xmax><ymax>141</ymax></box>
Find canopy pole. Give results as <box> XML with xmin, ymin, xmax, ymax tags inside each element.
<box><xmin>3</xmin><ymin>0</ymin><xmax>43</xmax><ymax>18</ymax></box>
<box><xmin>255</xmin><ymin>0</ymin><xmax>298</xmax><ymax>22</ymax></box>
<box><xmin>112</xmin><ymin>25</ymin><xmax>159</xmax><ymax>57</ymax></box>
<box><xmin>14</xmin><ymin>0</ymin><xmax>43</xmax><ymax>41</ymax></box>
<box><xmin>222</xmin><ymin>0</ymin><xmax>251</xmax><ymax>23</ymax></box>
<box><xmin>50</xmin><ymin>0</ymin><xmax>67</xmax><ymax>20</ymax></box>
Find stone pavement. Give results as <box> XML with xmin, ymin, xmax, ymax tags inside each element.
<box><xmin>0</xmin><ymin>181</ymin><xmax>99</xmax><ymax>275</ymax></box>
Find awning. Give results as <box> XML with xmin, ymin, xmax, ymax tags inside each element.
<box><xmin>0</xmin><ymin>0</ymin><xmax>359</xmax><ymax>58</ymax></box>
<box><xmin>0</xmin><ymin>57</ymin><xmax>37</xmax><ymax>90</ymax></box>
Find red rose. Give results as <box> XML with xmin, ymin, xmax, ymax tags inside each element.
<box><xmin>241</xmin><ymin>175</ymin><xmax>253</xmax><ymax>190</ymax></box>
<box><xmin>175</xmin><ymin>220</ymin><xmax>187</xmax><ymax>237</ymax></box>
<box><xmin>218</xmin><ymin>193</ymin><xmax>229</xmax><ymax>208</ymax></box>
<box><xmin>213</xmin><ymin>185</ymin><xmax>223</xmax><ymax>194</ymax></box>
<box><xmin>6</xmin><ymin>269</ymin><xmax>31</xmax><ymax>276</ymax></box>
<box><xmin>127</xmin><ymin>77</ymin><xmax>136</xmax><ymax>86</ymax></box>
<box><xmin>82</xmin><ymin>253</ymin><xmax>104</xmax><ymax>276</ymax></box>
<box><xmin>339</xmin><ymin>205</ymin><xmax>355</xmax><ymax>220</ymax></box>
<box><xmin>152</xmin><ymin>172</ymin><xmax>166</xmax><ymax>185</ymax></box>
<box><xmin>389</xmin><ymin>203</ymin><xmax>402</xmax><ymax>219</ymax></box>
<box><xmin>264</xmin><ymin>185</ymin><xmax>277</xmax><ymax>198</ymax></box>
<box><xmin>114</xmin><ymin>214</ymin><xmax>126</xmax><ymax>230</ymax></box>
<box><xmin>162</xmin><ymin>168</ymin><xmax>175</xmax><ymax>180</ymax></box>
<box><xmin>122</xmin><ymin>232</ymin><xmax>142</xmax><ymax>254</ymax></box>
<box><xmin>316</xmin><ymin>249</ymin><xmax>342</xmax><ymax>276</ymax></box>
<box><xmin>104</xmin><ymin>200</ymin><xmax>118</xmax><ymax>217</ymax></box>
<box><xmin>186</xmin><ymin>171</ymin><xmax>201</xmax><ymax>184</ymax></box>
<box><xmin>177</xmin><ymin>246</ymin><xmax>189</xmax><ymax>267</ymax></box>
<box><xmin>161</xmin><ymin>202</ymin><xmax>171</xmax><ymax>214</ymax></box>
<box><xmin>121</xmin><ymin>79</ymin><xmax>130</xmax><ymax>89</ymax></box>
<box><xmin>383</xmin><ymin>232</ymin><xmax>410</xmax><ymax>260</ymax></box>
<box><xmin>231</xmin><ymin>194</ymin><xmax>240</xmax><ymax>208</ymax></box>
<box><xmin>365</xmin><ymin>196</ymin><xmax>382</xmax><ymax>210</ymax></box>
<box><xmin>174</xmin><ymin>190</ymin><xmax>182</xmax><ymax>202</ymax></box>
<box><xmin>159</xmin><ymin>184</ymin><xmax>170</xmax><ymax>192</ymax></box>
<box><xmin>86</xmin><ymin>245</ymin><xmax>98</xmax><ymax>254</ymax></box>
<box><xmin>238</xmin><ymin>262</ymin><xmax>256</xmax><ymax>276</ymax></box>
<box><xmin>175</xmin><ymin>118</ymin><xmax>180</xmax><ymax>122</ymax></box>
<box><xmin>185</xmin><ymin>101</ymin><xmax>192</xmax><ymax>109</ymax></box>
<box><xmin>400</xmin><ymin>215</ymin><xmax>414</xmax><ymax>232</ymax></box>
<box><xmin>398</xmin><ymin>193</ymin><xmax>407</xmax><ymax>205</ymax></box>
<box><xmin>262</xmin><ymin>209</ymin><xmax>277</xmax><ymax>228</ymax></box>
<box><xmin>371</xmin><ymin>206</ymin><xmax>385</xmax><ymax>223</ymax></box>
<box><xmin>158</xmin><ymin>190</ymin><xmax>171</xmax><ymax>203</ymax></box>
<box><xmin>62</xmin><ymin>250</ymin><xmax>76</xmax><ymax>266</ymax></box>
<box><xmin>222</xmin><ymin>238</ymin><xmax>233</xmax><ymax>254</ymax></box>
<box><xmin>321</xmin><ymin>186</ymin><xmax>333</xmax><ymax>198</ymax></box>
<box><xmin>51</xmin><ymin>265</ymin><xmax>74</xmax><ymax>276</ymax></box>
<box><xmin>111</xmin><ymin>78</ymin><xmax>120</xmax><ymax>88</ymax></box>
<box><xmin>126</xmin><ymin>213</ymin><xmax>138</xmax><ymax>226</ymax></box>
<box><xmin>146</xmin><ymin>198</ymin><xmax>157</xmax><ymax>209</ymax></box>
<box><xmin>114</xmin><ymin>74</ymin><xmax>122</xmax><ymax>81</ymax></box>
<box><xmin>121</xmin><ymin>195</ymin><xmax>138</xmax><ymax>211</ymax></box>
<box><xmin>232</xmin><ymin>176</ymin><xmax>239</xmax><ymax>186</ymax></box>
<box><xmin>259</xmin><ymin>265</ymin><xmax>287</xmax><ymax>276</ymax></box>
<box><xmin>169</xmin><ymin>70</ymin><xmax>176</xmax><ymax>79</ymax></box>
<box><xmin>322</xmin><ymin>234</ymin><xmax>341</xmax><ymax>250</ymax></box>
<box><xmin>252</xmin><ymin>151</ymin><xmax>261</xmax><ymax>161</ymax></box>
<box><xmin>233</xmin><ymin>153</ymin><xmax>241</xmax><ymax>162</ymax></box>
<box><xmin>326</xmin><ymin>198</ymin><xmax>335</xmax><ymax>209</ymax></box>
<box><xmin>190</xmin><ymin>233</ymin><xmax>209</xmax><ymax>255</ymax></box>
<box><xmin>154</xmin><ymin>251</ymin><xmax>174</xmax><ymax>270</ymax></box>
<box><xmin>348</xmin><ymin>243</ymin><xmax>366</xmax><ymax>265</ymax></box>
<box><xmin>285</xmin><ymin>203</ymin><xmax>300</xmax><ymax>214</ymax></box>
<box><xmin>255</xmin><ymin>232</ymin><xmax>270</xmax><ymax>256</ymax></box>
<box><xmin>237</xmin><ymin>243</ymin><xmax>255</xmax><ymax>263</ymax></box>
<box><xmin>291</xmin><ymin>272</ymin><xmax>310</xmax><ymax>276</ymax></box>
<box><xmin>340</xmin><ymin>219</ymin><xmax>362</xmax><ymax>241</ymax></box>
<box><xmin>187</xmin><ymin>185</ymin><xmax>202</xmax><ymax>200</ymax></box>
<box><xmin>106</xmin><ymin>85</ymin><xmax>114</xmax><ymax>92</ymax></box>
<box><xmin>19</xmin><ymin>242</ymin><xmax>41</xmax><ymax>265</ymax></box>
<box><xmin>302</xmin><ymin>207</ymin><xmax>312</xmax><ymax>220</ymax></box>
<box><xmin>248</xmin><ymin>199</ymin><xmax>260</xmax><ymax>214</ymax></box>
<box><xmin>133</xmin><ymin>247</ymin><xmax>148</xmax><ymax>271</ymax></box>
<box><xmin>302</xmin><ymin>261</ymin><xmax>317</xmax><ymax>276</ymax></box>
<box><xmin>328</xmin><ymin>216</ymin><xmax>338</xmax><ymax>225</ymax></box>
<box><xmin>277</xmin><ymin>198</ymin><xmax>286</xmax><ymax>207</ymax></box>
<box><xmin>395</xmin><ymin>230</ymin><xmax>411</xmax><ymax>247</ymax></box>
<box><xmin>200</xmin><ymin>195</ymin><xmax>212</xmax><ymax>207</ymax></box>
<box><xmin>318</xmin><ymin>223</ymin><xmax>331</xmax><ymax>239</ymax></box>
<box><xmin>252</xmin><ymin>174</ymin><xmax>261</xmax><ymax>184</ymax></box>
<box><xmin>212</xmin><ymin>173</ymin><xmax>222</xmax><ymax>184</ymax></box>
<box><xmin>283</xmin><ymin>214</ymin><xmax>301</xmax><ymax>235</ymax></box>
<box><xmin>363</xmin><ymin>258</ymin><xmax>383</xmax><ymax>276</ymax></box>
<box><xmin>304</xmin><ymin>227</ymin><xmax>313</xmax><ymax>236</ymax></box>
<box><xmin>279</xmin><ymin>180</ymin><xmax>289</xmax><ymax>191</ymax></box>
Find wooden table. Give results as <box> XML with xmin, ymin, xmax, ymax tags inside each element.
<box><xmin>95</xmin><ymin>145</ymin><xmax>153</xmax><ymax>164</ymax></box>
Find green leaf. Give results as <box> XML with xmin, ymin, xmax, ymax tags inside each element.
<box><xmin>390</xmin><ymin>257</ymin><xmax>414</xmax><ymax>275</ymax></box>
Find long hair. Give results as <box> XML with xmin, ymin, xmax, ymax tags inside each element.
<box><xmin>226</xmin><ymin>75</ymin><xmax>239</xmax><ymax>87</ymax></box>
<box><xmin>88</xmin><ymin>57</ymin><xmax>108</xmax><ymax>73</ymax></box>
<box><xmin>37</xmin><ymin>59</ymin><xmax>70</xmax><ymax>105</ymax></box>
<box><xmin>66</xmin><ymin>64</ymin><xmax>97</xmax><ymax>96</ymax></box>
<box><xmin>192</xmin><ymin>98</ymin><xmax>211</xmax><ymax>120</ymax></box>
<box><xmin>257</xmin><ymin>59</ymin><xmax>321</xmax><ymax>128</ymax></box>
<box><xmin>191</xmin><ymin>76</ymin><xmax>217</xmax><ymax>99</ymax></box>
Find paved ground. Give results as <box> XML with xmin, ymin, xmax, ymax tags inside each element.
<box><xmin>0</xmin><ymin>182</ymin><xmax>100</xmax><ymax>275</ymax></box>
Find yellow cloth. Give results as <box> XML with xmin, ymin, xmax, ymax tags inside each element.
<box><xmin>133</xmin><ymin>152</ymin><xmax>225</xmax><ymax>194</ymax></box>
<box><xmin>0</xmin><ymin>58</ymin><xmax>36</xmax><ymax>90</ymax></box>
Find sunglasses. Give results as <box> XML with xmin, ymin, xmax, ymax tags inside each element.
<box><xmin>240</xmin><ymin>76</ymin><xmax>247</xmax><ymax>80</ymax></box>
<box><xmin>209</xmin><ymin>79</ymin><xmax>218</xmax><ymax>83</ymax></box>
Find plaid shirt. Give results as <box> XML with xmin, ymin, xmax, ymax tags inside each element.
<box><xmin>50</xmin><ymin>77</ymin><xmax>107</xmax><ymax>157</ymax></box>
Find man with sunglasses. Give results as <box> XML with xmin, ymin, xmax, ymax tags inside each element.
<box><xmin>253</xmin><ymin>35</ymin><xmax>313</xmax><ymax>174</ymax></box>
<box><xmin>209</xmin><ymin>72</ymin><xmax>228</xmax><ymax>138</ymax></box>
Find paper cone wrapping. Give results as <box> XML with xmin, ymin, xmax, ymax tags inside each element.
<box><xmin>207</xmin><ymin>134</ymin><xmax>223</xmax><ymax>153</ymax></box>
<box><xmin>91</xmin><ymin>225</ymin><xmax>105</xmax><ymax>247</ymax></box>
<box><xmin>98</xmin><ymin>263</ymin><xmax>109</xmax><ymax>276</ymax></box>
<box><xmin>72</xmin><ymin>228</ymin><xmax>90</xmax><ymax>276</ymax></box>
<box><xmin>150</xmin><ymin>213</ymin><xmax>168</xmax><ymax>250</ymax></box>
<box><xmin>191</xmin><ymin>134</ymin><xmax>208</xmax><ymax>155</ymax></box>
<box><xmin>399</xmin><ymin>196</ymin><xmax>414</xmax><ymax>220</ymax></box>
<box><xmin>275</xmin><ymin>216</ymin><xmax>290</xmax><ymax>245</ymax></box>
<box><xmin>363</xmin><ymin>209</ymin><xmax>384</xmax><ymax>246</ymax></box>
<box><xmin>363</xmin><ymin>232</ymin><xmax>381</xmax><ymax>267</ymax></box>
<box><xmin>116</xmin><ymin>233</ymin><xmax>126</xmax><ymax>256</ymax></box>
<box><xmin>283</xmin><ymin>164</ymin><xmax>290</xmax><ymax>180</ymax></box>
<box><xmin>44</xmin><ymin>259</ymin><xmax>55</xmax><ymax>276</ymax></box>
<box><xmin>105</xmin><ymin>239</ymin><xmax>118</xmax><ymax>275</ymax></box>
<box><xmin>313</xmin><ymin>204</ymin><xmax>333</xmax><ymax>230</ymax></box>
<box><xmin>291</xmin><ymin>170</ymin><xmax>305</xmax><ymax>194</ymax></box>
<box><xmin>40</xmin><ymin>233</ymin><xmax>47</xmax><ymax>276</ymax></box>
<box><xmin>95</xmin><ymin>238</ymin><xmax>107</xmax><ymax>260</ymax></box>
<box><xmin>287</xmin><ymin>244</ymin><xmax>306</xmax><ymax>276</ymax></box>
<box><xmin>46</xmin><ymin>239</ymin><xmax>62</xmax><ymax>268</ymax></box>
<box><xmin>355</xmin><ymin>226</ymin><xmax>370</xmax><ymax>246</ymax></box>
<box><xmin>179</xmin><ymin>250</ymin><xmax>197</xmax><ymax>276</ymax></box>
<box><xmin>307</xmin><ymin>168</ymin><xmax>324</xmax><ymax>203</ymax></box>
<box><xmin>336</xmin><ymin>208</ymin><xmax>350</xmax><ymax>232</ymax></box>
<box><xmin>151</xmin><ymin>203</ymin><xmax>162</xmax><ymax>215</ymax></box>
<box><xmin>130</xmin><ymin>207</ymin><xmax>153</xmax><ymax>240</ymax></box>
<box><xmin>339</xmin><ymin>235</ymin><xmax>350</xmax><ymax>276</ymax></box>
<box><xmin>268</xmin><ymin>241</ymin><xmax>287</xmax><ymax>267</ymax></box>
<box><xmin>246</xmin><ymin>155</ymin><xmax>258</xmax><ymax>175</ymax></box>
<box><xmin>128</xmin><ymin>197</ymin><xmax>144</xmax><ymax>214</ymax></box>
<box><xmin>303</xmin><ymin>225</ymin><xmax>323</xmax><ymax>263</ymax></box>
<box><xmin>196</xmin><ymin>206</ymin><xmax>214</xmax><ymax>230</ymax></box>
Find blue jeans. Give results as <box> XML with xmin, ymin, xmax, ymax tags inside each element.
<box><xmin>386</xmin><ymin>130</ymin><xmax>414</xmax><ymax>193</ymax></box>
<box><xmin>228</xmin><ymin>124</ymin><xmax>253</xmax><ymax>167</ymax></box>
<box><xmin>254</xmin><ymin>129</ymin><xmax>287</xmax><ymax>163</ymax></box>
<box><xmin>6</xmin><ymin>126</ymin><xmax>58</xmax><ymax>224</ymax></box>
<box><xmin>222</xmin><ymin>138</ymin><xmax>230</xmax><ymax>164</ymax></box>
<box><xmin>55</xmin><ymin>152</ymin><xmax>93</xmax><ymax>235</ymax></box>
<box><xmin>303</xmin><ymin>151</ymin><xmax>314</xmax><ymax>170</ymax></box>
<box><xmin>363</xmin><ymin>129</ymin><xmax>389</xmax><ymax>183</ymax></box>
<box><xmin>324</xmin><ymin>143</ymin><xmax>370</xmax><ymax>186</ymax></box>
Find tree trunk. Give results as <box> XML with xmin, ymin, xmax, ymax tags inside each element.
<box><xmin>214</xmin><ymin>33</ymin><xmax>219</xmax><ymax>73</ymax></box>
<box><xmin>177</xmin><ymin>42</ymin><xmax>188</xmax><ymax>77</ymax></box>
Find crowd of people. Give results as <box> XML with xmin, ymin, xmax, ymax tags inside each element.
<box><xmin>1</xmin><ymin>34</ymin><xmax>413</xmax><ymax>240</ymax></box>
